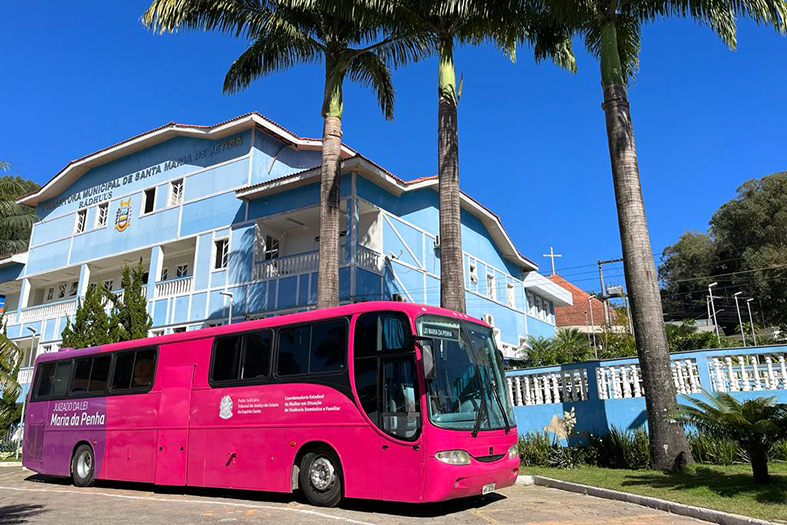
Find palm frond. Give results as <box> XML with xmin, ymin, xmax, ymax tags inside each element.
<box><xmin>347</xmin><ymin>51</ymin><xmax>395</xmax><ymax>119</ymax></box>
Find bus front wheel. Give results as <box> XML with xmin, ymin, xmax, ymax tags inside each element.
<box><xmin>299</xmin><ymin>450</ymin><xmax>343</xmax><ymax>507</ymax></box>
<box><xmin>71</xmin><ymin>444</ymin><xmax>96</xmax><ymax>487</ymax></box>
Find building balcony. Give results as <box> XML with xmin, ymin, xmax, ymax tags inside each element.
<box><xmin>154</xmin><ymin>276</ymin><xmax>193</xmax><ymax>298</ymax></box>
<box><xmin>251</xmin><ymin>244</ymin><xmax>383</xmax><ymax>282</ymax></box>
<box><xmin>18</xmin><ymin>366</ymin><xmax>33</xmax><ymax>385</ymax></box>
<box><xmin>18</xmin><ymin>298</ymin><xmax>78</xmax><ymax>324</ymax></box>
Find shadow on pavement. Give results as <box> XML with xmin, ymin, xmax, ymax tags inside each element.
<box><xmin>22</xmin><ymin>473</ymin><xmax>507</xmax><ymax>517</ymax></box>
<box><xmin>0</xmin><ymin>504</ymin><xmax>47</xmax><ymax>525</ymax></box>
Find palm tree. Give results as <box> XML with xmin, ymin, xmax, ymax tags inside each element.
<box><xmin>540</xmin><ymin>0</ymin><xmax>787</xmax><ymax>469</ymax></box>
<box><xmin>670</xmin><ymin>392</ymin><xmax>787</xmax><ymax>483</ymax></box>
<box><xmin>0</xmin><ymin>334</ymin><xmax>22</xmax><ymax>430</ymax></box>
<box><xmin>0</xmin><ymin>162</ymin><xmax>37</xmax><ymax>258</ymax></box>
<box><xmin>397</xmin><ymin>1</ymin><xmax>574</xmax><ymax>313</ymax></box>
<box><xmin>143</xmin><ymin>0</ymin><xmax>426</xmax><ymax>308</ymax></box>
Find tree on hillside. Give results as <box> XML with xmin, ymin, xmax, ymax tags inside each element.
<box><xmin>396</xmin><ymin>0</ymin><xmax>574</xmax><ymax>313</ymax></box>
<box><xmin>659</xmin><ymin>172</ymin><xmax>787</xmax><ymax>328</ymax></box>
<box><xmin>0</xmin><ymin>162</ymin><xmax>39</xmax><ymax>258</ymax></box>
<box><xmin>542</xmin><ymin>0</ymin><xmax>786</xmax><ymax>469</ymax></box>
<box><xmin>143</xmin><ymin>0</ymin><xmax>427</xmax><ymax>309</ymax></box>
<box><xmin>110</xmin><ymin>261</ymin><xmax>153</xmax><ymax>341</ymax></box>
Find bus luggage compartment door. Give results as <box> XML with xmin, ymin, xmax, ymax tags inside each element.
<box><xmin>155</xmin><ymin>365</ymin><xmax>195</xmax><ymax>486</ymax></box>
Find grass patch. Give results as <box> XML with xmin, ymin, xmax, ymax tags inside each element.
<box><xmin>0</xmin><ymin>456</ymin><xmax>20</xmax><ymax>462</ymax></box>
<box><xmin>523</xmin><ymin>463</ymin><xmax>787</xmax><ymax>522</ymax></box>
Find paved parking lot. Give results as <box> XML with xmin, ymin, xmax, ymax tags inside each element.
<box><xmin>0</xmin><ymin>467</ymin><xmax>705</xmax><ymax>525</ymax></box>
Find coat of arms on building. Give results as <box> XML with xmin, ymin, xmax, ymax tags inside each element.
<box><xmin>115</xmin><ymin>199</ymin><xmax>132</xmax><ymax>232</ymax></box>
<box><xmin>219</xmin><ymin>395</ymin><xmax>233</xmax><ymax>419</ymax></box>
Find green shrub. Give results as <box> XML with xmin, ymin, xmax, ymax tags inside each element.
<box><xmin>770</xmin><ymin>439</ymin><xmax>787</xmax><ymax>462</ymax></box>
<box><xmin>689</xmin><ymin>432</ymin><xmax>747</xmax><ymax>465</ymax></box>
<box><xmin>518</xmin><ymin>432</ymin><xmax>553</xmax><ymax>467</ymax></box>
<box><xmin>584</xmin><ymin>427</ymin><xmax>650</xmax><ymax>469</ymax></box>
<box><xmin>547</xmin><ymin>445</ymin><xmax>584</xmax><ymax>469</ymax></box>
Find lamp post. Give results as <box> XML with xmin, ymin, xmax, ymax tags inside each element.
<box><xmin>746</xmin><ymin>298</ymin><xmax>758</xmax><ymax>346</ymax></box>
<box><xmin>587</xmin><ymin>296</ymin><xmax>598</xmax><ymax>358</ymax></box>
<box><xmin>16</xmin><ymin>327</ymin><xmax>37</xmax><ymax>459</ymax></box>
<box><xmin>733</xmin><ymin>292</ymin><xmax>746</xmax><ymax>347</ymax></box>
<box><xmin>708</xmin><ymin>282</ymin><xmax>719</xmax><ymax>343</ymax></box>
<box><xmin>219</xmin><ymin>292</ymin><xmax>233</xmax><ymax>325</ymax></box>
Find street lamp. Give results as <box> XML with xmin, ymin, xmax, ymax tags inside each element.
<box><xmin>733</xmin><ymin>292</ymin><xmax>746</xmax><ymax>347</ymax></box>
<box><xmin>708</xmin><ymin>282</ymin><xmax>719</xmax><ymax>343</ymax></box>
<box><xmin>746</xmin><ymin>298</ymin><xmax>758</xmax><ymax>346</ymax></box>
<box><xmin>587</xmin><ymin>296</ymin><xmax>597</xmax><ymax>358</ymax></box>
<box><xmin>219</xmin><ymin>291</ymin><xmax>233</xmax><ymax>326</ymax></box>
<box><xmin>17</xmin><ymin>327</ymin><xmax>37</xmax><ymax>459</ymax></box>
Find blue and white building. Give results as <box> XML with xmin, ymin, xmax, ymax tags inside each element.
<box><xmin>0</xmin><ymin>112</ymin><xmax>571</xmax><ymax>398</ymax></box>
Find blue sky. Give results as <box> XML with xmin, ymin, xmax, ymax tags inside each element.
<box><xmin>2</xmin><ymin>1</ymin><xmax>786</xmax><ymax>292</ymax></box>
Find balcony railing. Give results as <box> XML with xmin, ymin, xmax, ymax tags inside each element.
<box><xmin>110</xmin><ymin>286</ymin><xmax>148</xmax><ymax>304</ymax></box>
<box><xmin>358</xmin><ymin>245</ymin><xmax>384</xmax><ymax>273</ymax></box>
<box><xmin>18</xmin><ymin>299</ymin><xmax>78</xmax><ymax>324</ymax></box>
<box><xmin>155</xmin><ymin>276</ymin><xmax>193</xmax><ymax>298</ymax></box>
<box><xmin>3</xmin><ymin>311</ymin><xmax>18</xmax><ymax>325</ymax></box>
<box><xmin>18</xmin><ymin>367</ymin><xmax>33</xmax><ymax>385</ymax></box>
<box><xmin>254</xmin><ymin>251</ymin><xmax>319</xmax><ymax>280</ymax></box>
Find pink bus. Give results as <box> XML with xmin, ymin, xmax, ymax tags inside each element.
<box><xmin>23</xmin><ymin>302</ymin><xmax>518</xmax><ymax>506</ymax></box>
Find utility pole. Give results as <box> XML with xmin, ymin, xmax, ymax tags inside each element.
<box><xmin>708</xmin><ymin>282</ymin><xmax>720</xmax><ymax>343</ymax></box>
<box><xmin>543</xmin><ymin>247</ymin><xmax>562</xmax><ymax>276</ymax></box>
<box><xmin>733</xmin><ymin>292</ymin><xmax>746</xmax><ymax>347</ymax></box>
<box><xmin>746</xmin><ymin>298</ymin><xmax>758</xmax><ymax>346</ymax></box>
<box><xmin>588</xmin><ymin>296</ymin><xmax>598</xmax><ymax>359</ymax></box>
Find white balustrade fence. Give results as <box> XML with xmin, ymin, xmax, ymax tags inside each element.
<box><xmin>18</xmin><ymin>300</ymin><xmax>78</xmax><ymax>324</ymax></box>
<box><xmin>253</xmin><ymin>252</ymin><xmax>319</xmax><ymax>280</ymax></box>
<box><xmin>709</xmin><ymin>352</ymin><xmax>787</xmax><ymax>392</ymax></box>
<box><xmin>111</xmin><ymin>286</ymin><xmax>148</xmax><ymax>304</ymax></box>
<box><xmin>507</xmin><ymin>368</ymin><xmax>590</xmax><ymax>406</ymax></box>
<box><xmin>596</xmin><ymin>360</ymin><xmax>700</xmax><ymax>400</ymax></box>
<box><xmin>358</xmin><ymin>245</ymin><xmax>384</xmax><ymax>272</ymax></box>
<box><xmin>17</xmin><ymin>367</ymin><xmax>33</xmax><ymax>385</ymax></box>
<box><xmin>154</xmin><ymin>277</ymin><xmax>192</xmax><ymax>298</ymax></box>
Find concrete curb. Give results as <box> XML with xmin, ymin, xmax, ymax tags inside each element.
<box><xmin>516</xmin><ymin>475</ymin><xmax>535</xmax><ymax>486</ymax></box>
<box><xmin>0</xmin><ymin>462</ymin><xmax>22</xmax><ymax>468</ymax></box>
<box><xmin>531</xmin><ymin>476</ymin><xmax>776</xmax><ymax>525</ymax></box>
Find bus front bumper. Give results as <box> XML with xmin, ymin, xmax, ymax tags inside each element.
<box><xmin>423</xmin><ymin>455</ymin><xmax>520</xmax><ymax>502</ymax></box>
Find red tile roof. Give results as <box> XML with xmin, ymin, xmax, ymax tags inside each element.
<box><xmin>548</xmin><ymin>274</ymin><xmax>616</xmax><ymax>328</ymax></box>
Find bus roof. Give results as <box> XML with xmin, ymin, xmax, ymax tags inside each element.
<box><xmin>37</xmin><ymin>301</ymin><xmax>487</xmax><ymax>363</ymax></box>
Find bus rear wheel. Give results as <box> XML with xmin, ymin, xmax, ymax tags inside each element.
<box><xmin>299</xmin><ymin>450</ymin><xmax>343</xmax><ymax>507</ymax></box>
<box><xmin>71</xmin><ymin>444</ymin><xmax>96</xmax><ymax>487</ymax></box>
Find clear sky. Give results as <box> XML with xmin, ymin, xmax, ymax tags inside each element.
<box><xmin>2</xmin><ymin>1</ymin><xmax>786</xmax><ymax>293</ymax></box>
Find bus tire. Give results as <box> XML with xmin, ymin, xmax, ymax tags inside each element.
<box><xmin>298</xmin><ymin>450</ymin><xmax>343</xmax><ymax>507</ymax></box>
<box><xmin>71</xmin><ymin>444</ymin><xmax>96</xmax><ymax>487</ymax></box>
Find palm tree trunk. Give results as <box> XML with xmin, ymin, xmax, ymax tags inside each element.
<box><xmin>751</xmin><ymin>448</ymin><xmax>770</xmax><ymax>484</ymax></box>
<box><xmin>437</xmin><ymin>35</ymin><xmax>466</xmax><ymax>314</ymax></box>
<box><xmin>316</xmin><ymin>55</ymin><xmax>346</xmax><ymax>309</ymax></box>
<box><xmin>599</xmin><ymin>21</ymin><xmax>691</xmax><ymax>470</ymax></box>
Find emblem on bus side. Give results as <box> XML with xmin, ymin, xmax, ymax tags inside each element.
<box><xmin>219</xmin><ymin>395</ymin><xmax>233</xmax><ymax>419</ymax></box>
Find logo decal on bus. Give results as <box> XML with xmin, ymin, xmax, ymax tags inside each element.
<box><xmin>219</xmin><ymin>395</ymin><xmax>233</xmax><ymax>419</ymax></box>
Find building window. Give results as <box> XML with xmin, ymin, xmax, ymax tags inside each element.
<box><xmin>142</xmin><ymin>187</ymin><xmax>156</xmax><ymax>215</ymax></box>
<box><xmin>170</xmin><ymin>179</ymin><xmax>184</xmax><ymax>206</ymax></box>
<box><xmin>264</xmin><ymin>235</ymin><xmax>280</xmax><ymax>261</ymax></box>
<box><xmin>176</xmin><ymin>264</ymin><xmax>189</xmax><ymax>278</ymax></box>
<box><xmin>46</xmin><ymin>287</ymin><xmax>54</xmax><ymax>301</ymax></box>
<box><xmin>103</xmin><ymin>280</ymin><xmax>114</xmax><ymax>291</ymax></box>
<box><xmin>486</xmin><ymin>272</ymin><xmax>496</xmax><ymax>301</ymax></box>
<box><xmin>172</xmin><ymin>326</ymin><xmax>187</xmax><ymax>333</ymax></box>
<box><xmin>58</xmin><ymin>283</ymin><xmax>67</xmax><ymax>299</ymax></box>
<box><xmin>68</xmin><ymin>281</ymin><xmax>78</xmax><ymax>297</ymax></box>
<box><xmin>469</xmin><ymin>261</ymin><xmax>478</xmax><ymax>285</ymax></box>
<box><xmin>74</xmin><ymin>209</ymin><xmax>87</xmax><ymax>233</ymax></box>
<box><xmin>149</xmin><ymin>329</ymin><xmax>165</xmax><ymax>338</ymax></box>
<box><xmin>506</xmin><ymin>282</ymin><xmax>515</xmax><ymax>308</ymax></box>
<box><xmin>214</xmin><ymin>239</ymin><xmax>229</xmax><ymax>270</ymax></box>
<box><xmin>95</xmin><ymin>203</ymin><xmax>109</xmax><ymax>228</ymax></box>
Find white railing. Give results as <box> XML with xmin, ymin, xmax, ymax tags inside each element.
<box><xmin>507</xmin><ymin>368</ymin><xmax>590</xmax><ymax>406</ymax></box>
<box><xmin>155</xmin><ymin>277</ymin><xmax>192</xmax><ymax>298</ymax></box>
<box><xmin>3</xmin><ymin>311</ymin><xmax>17</xmax><ymax>325</ymax></box>
<box><xmin>17</xmin><ymin>367</ymin><xmax>33</xmax><ymax>385</ymax></box>
<box><xmin>18</xmin><ymin>299</ymin><xmax>78</xmax><ymax>324</ymax></box>
<box><xmin>358</xmin><ymin>245</ymin><xmax>384</xmax><ymax>272</ymax></box>
<box><xmin>708</xmin><ymin>352</ymin><xmax>787</xmax><ymax>392</ymax></box>
<box><xmin>110</xmin><ymin>286</ymin><xmax>148</xmax><ymax>304</ymax></box>
<box><xmin>253</xmin><ymin>252</ymin><xmax>319</xmax><ymax>280</ymax></box>
<box><xmin>596</xmin><ymin>360</ymin><xmax>701</xmax><ymax>400</ymax></box>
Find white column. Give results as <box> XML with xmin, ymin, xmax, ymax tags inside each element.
<box><xmin>631</xmin><ymin>365</ymin><xmax>642</xmax><ymax>397</ymax></box>
<box><xmin>19</xmin><ymin>278</ymin><xmax>32</xmax><ymax>310</ymax></box>
<box><xmin>552</xmin><ymin>374</ymin><xmax>561</xmax><ymax>403</ymax></box>
<box><xmin>523</xmin><ymin>376</ymin><xmax>532</xmax><ymax>405</ymax></box>
<box><xmin>621</xmin><ymin>366</ymin><xmax>632</xmax><ymax>398</ymax></box>
<box><xmin>751</xmin><ymin>356</ymin><xmax>762</xmax><ymax>391</ymax></box>
<box><xmin>687</xmin><ymin>360</ymin><xmax>699</xmax><ymax>393</ymax></box>
<box><xmin>779</xmin><ymin>355</ymin><xmax>787</xmax><ymax>390</ymax></box>
<box><xmin>611</xmin><ymin>367</ymin><xmax>621</xmax><ymax>399</ymax></box>
<box><xmin>726</xmin><ymin>357</ymin><xmax>739</xmax><ymax>391</ymax></box>
<box><xmin>76</xmin><ymin>263</ymin><xmax>91</xmax><ymax>298</ymax></box>
<box><xmin>765</xmin><ymin>356</ymin><xmax>776</xmax><ymax>390</ymax></box>
<box><xmin>712</xmin><ymin>358</ymin><xmax>726</xmax><ymax>392</ymax></box>
<box><xmin>739</xmin><ymin>356</ymin><xmax>751</xmax><ymax>391</ymax></box>
<box><xmin>147</xmin><ymin>245</ymin><xmax>164</xmax><ymax>301</ymax></box>
<box><xmin>514</xmin><ymin>377</ymin><xmax>523</xmax><ymax>406</ymax></box>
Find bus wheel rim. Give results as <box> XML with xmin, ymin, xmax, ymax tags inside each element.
<box><xmin>77</xmin><ymin>451</ymin><xmax>91</xmax><ymax>479</ymax></box>
<box><xmin>309</xmin><ymin>457</ymin><xmax>335</xmax><ymax>491</ymax></box>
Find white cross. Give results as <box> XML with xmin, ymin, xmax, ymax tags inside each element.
<box><xmin>543</xmin><ymin>246</ymin><xmax>562</xmax><ymax>275</ymax></box>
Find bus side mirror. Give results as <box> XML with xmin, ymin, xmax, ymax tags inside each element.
<box><xmin>418</xmin><ymin>338</ymin><xmax>435</xmax><ymax>381</ymax></box>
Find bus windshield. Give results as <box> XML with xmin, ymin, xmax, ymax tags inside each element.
<box><xmin>416</xmin><ymin>315</ymin><xmax>515</xmax><ymax>432</ymax></box>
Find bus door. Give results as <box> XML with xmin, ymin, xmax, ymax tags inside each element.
<box><xmin>378</xmin><ymin>356</ymin><xmax>424</xmax><ymax>502</ymax></box>
<box><xmin>155</xmin><ymin>365</ymin><xmax>195</xmax><ymax>485</ymax></box>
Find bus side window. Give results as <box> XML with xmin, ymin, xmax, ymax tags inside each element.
<box><xmin>132</xmin><ymin>349</ymin><xmax>156</xmax><ymax>388</ymax></box>
<box><xmin>35</xmin><ymin>362</ymin><xmax>57</xmax><ymax>398</ymax></box>
<box><xmin>52</xmin><ymin>361</ymin><xmax>73</xmax><ymax>397</ymax></box>
<box><xmin>277</xmin><ymin>326</ymin><xmax>310</xmax><ymax>376</ymax></box>
<box><xmin>310</xmin><ymin>320</ymin><xmax>346</xmax><ymax>374</ymax></box>
<box><xmin>71</xmin><ymin>358</ymin><xmax>92</xmax><ymax>395</ymax></box>
<box><xmin>213</xmin><ymin>335</ymin><xmax>243</xmax><ymax>382</ymax></box>
<box><xmin>111</xmin><ymin>348</ymin><xmax>156</xmax><ymax>392</ymax></box>
<box><xmin>112</xmin><ymin>352</ymin><xmax>135</xmax><ymax>390</ymax></box>
<box><xmin>242</xmin><ymin>330</ymin><xmax>272</xmax><ymax>380</ymax></box>
<box><xmin>88</xmin><ymin>355</ymin><xmax>111</xmax><ymax>393</ymax></box>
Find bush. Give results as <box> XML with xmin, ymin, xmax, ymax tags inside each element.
<box><xmin>770</xmin><ymin>439</ymin><xmax>787</xmax><ymax>462</ymax></box>
<box><xmin>689</xmin><ymin>432</ymin><xmax>747</xmax><ymax>465</ymax></box>
<box><xmin>518</xmin><ymin>432</ymin><xmax>553</xmax><ymax>467</ymax></box>
<box><xmin>584</xmin><ymin>428</ymin><xmax>650</xmax><ymax>470</ymax></box>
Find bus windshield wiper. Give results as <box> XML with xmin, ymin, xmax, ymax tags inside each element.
<box><xmin>471</xmin><ymin>379</ymin><xmax>488</xmax><ymax>438</ymax></box>
<box><xmin>488</xmin><ymin>377</ymin><xmax>511</xmax><ymax>434</ymax></box>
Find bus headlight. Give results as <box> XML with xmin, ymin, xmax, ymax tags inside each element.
<box><xmin>508</xmin><ymin>444</ymin><xmax>518</xmax><ymax>459</ymax></box>
<box><xmin>435</xmin><ymin>450</ymin><xmax>471</xmax><ymax>465</ymax></box>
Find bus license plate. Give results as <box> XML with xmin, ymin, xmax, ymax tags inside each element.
<box><xmin>482</xmin><ymin>483</ymin><xmax>495</xmax><ymax>495</ymax></box>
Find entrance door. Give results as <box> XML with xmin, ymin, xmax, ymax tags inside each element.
<box><xmin>379</xmin><ymin>357</ymin><xmax>424</xmax><ymax>502</ymax></box>
<box><xmin>155</xmin><ymin>365</ymin><xmax>194</xmax><ymax>486</ymax></box>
